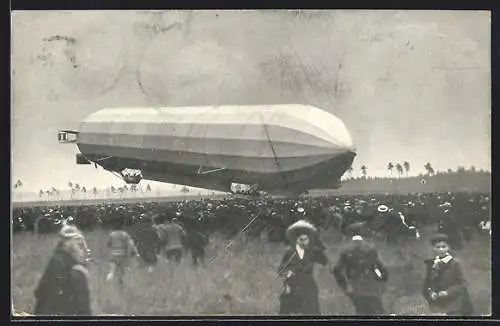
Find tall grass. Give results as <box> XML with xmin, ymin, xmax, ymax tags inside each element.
<box><xmin>11</xmin><ymin>228</ymin><xmax>491</xmax><ymax>316</ymax></box>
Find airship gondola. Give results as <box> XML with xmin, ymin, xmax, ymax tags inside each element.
<box><xmin>59</xmin><ymin>104</ymin><xmax>356</xmax><ymax>194</ymax></box>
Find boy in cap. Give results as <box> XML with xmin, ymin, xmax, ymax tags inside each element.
<box><xmin>422</xmin><ymin>234</ymin><xmax>473</xmax><ymax>316</ymax></box>
<box><xmin>106</xmin><ymin>219</ymin><xmax>140</xmax><ymax>288</ymax></box>
<box><xmin>34</xmin><ymin>225</ymin><xmax>92</xmax><ymax>315</ymax></box>
<box><xmin>332</xmin><ymin>225</ymin><xmax>389</xmax><ymax>315</ymax></box>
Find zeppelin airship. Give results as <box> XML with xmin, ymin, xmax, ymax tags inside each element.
<box><xmin>58</xmin><ymin>104</ymin><xmax>356</xmax><ymax>195</ymax></box>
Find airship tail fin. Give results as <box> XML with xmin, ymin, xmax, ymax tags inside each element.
<box><xmin>58</xmin><ymin>130</ymin><xmax>79</xmax><ymax>143</ymax></box>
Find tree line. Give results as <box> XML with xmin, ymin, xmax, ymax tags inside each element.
<box><xmin>345</xmin><ymin>162</ymin><xmax>486</xmax><ymax>180</ymax></box>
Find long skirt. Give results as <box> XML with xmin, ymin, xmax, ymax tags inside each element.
<box><xmin>279</xmin><ymin>276</ymin><xmax>320</xmax><ymax>315</ymax></box>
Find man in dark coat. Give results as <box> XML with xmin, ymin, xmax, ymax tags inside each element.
<box><xmin>34</xmin><ymin>225</ymin><xmax>92</xmax><ymax>315</ymax></box>
<box><xmin>332</xmin><ymin>230</ymin><xmax>389</xmax><ymax>315</ymax></box>
<box><xmin>156</xmin><ymin>217</ymin><xmax>187</xmax><ymax>263</ymax></box>
<box><xmin>131</xmin><ymin>214</ymin><xmax>161</xmax><ymax>272</ymax></box>
<box><xmin>422</xmin><ymin>234</ymin><xmax>474</xmax><ymax>316</ymax></box>
<box><xmin>181</xmin><ymin>216</ymin><xmax>209</xmax><ymax>266</ymax></box>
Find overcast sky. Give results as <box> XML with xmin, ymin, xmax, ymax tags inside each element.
<box><xmin>11</xmin><ymin>10</ymin><xmax>491</xmax><ymax>193</ymax></box>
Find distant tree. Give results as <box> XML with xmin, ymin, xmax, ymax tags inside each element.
<box><xmin>16</xmin><ymin>180</ymin><xmax>22</xmax><ymax>187</ymax></box>
<box><xmin>74</xmin><ymin>183</ymin><xmax>80</xmax><ymax>191</ymax></box>
<box><xmin>470</xmin><ymin>166</ymin><xmax>476</xmax><ymax>173</ymax></box>
<box><xmin>361</xmin><ymin>165</ymin><xmax>367</xmax><ymax>178</ymax></box>
<box><xmin>403</xmin><ymin>161</ymin><xmax>410</xmax><ymax>176</ymax></box>
<box><xmin>110</xmin><ymin>186</ymin><xmax>116</xmax><ymax>193</ymax></box>
<box><xmin>447</xmin><ymin>168</ymin><xmax>453</xmax><ymax>174</ymax></box>
<box><xmin>146</xmin><ymin>184</ymin><xmax>152</xmax><ymax>192</ymax></box>
<box><xmin>39</xmin><ymin>189</ymin><xmax>44</xmax><ymax>198</ymax></box>
<box><xmin>68</xmin><ymin>182</ymin><xmax>73</xmax><ymax>189</ymax></box>
<box><xmin>124</xmin><ymin>185</ymin><xmax>128</xmax><ymax>192</ymax></box>
<box><xmin>93</xmin><ymin>187</ymin><xmax>98</xmax><ymax>196</ymax></box>
<box><xmin>396</xmin><ymin>163</ymin><xmax>404</xmax><ymax>178</ymax></box>
<box><xmin>387</xmin><ymin>162</ymin><xmax>394</xmax><ymax>176</ymax></box>
<box><xmin>457</xmin><ymin>166</ymin><xmax>466</xmax><ymax>173</ymax></box>
<box><xmin>424</xmin><ymin>162</ymin><xmax>435</xmax><ymax>176</ymax></box>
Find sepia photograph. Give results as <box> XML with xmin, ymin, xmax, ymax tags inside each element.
<box><xmin>11</xmin><ymin>10</ymin><xmax>491</xmax><ymax>317</ymax></box>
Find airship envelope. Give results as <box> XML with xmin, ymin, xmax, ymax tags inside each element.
<box><xmin>63</xmin><ymin>104</ymin><xmax>356</xmax><ymax>193</ymax></box>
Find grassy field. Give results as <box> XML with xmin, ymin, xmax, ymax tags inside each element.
<box><xmin>11</xmin><ymin>226</ymin><xmax>491</xmax><ymax>316</ymax></box>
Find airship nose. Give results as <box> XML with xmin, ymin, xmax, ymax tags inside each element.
<box><xmin>329</xmin><ymin>128</ymin><xmax>356</xmax><ymax>154</ymax></box>
<box><xmin>337</xmin><ymin>132</ymin><xmax>355</xmax><ymax>152</ymax></box>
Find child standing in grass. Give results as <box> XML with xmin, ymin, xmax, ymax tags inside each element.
<box><xmin>422</xmin><ymin>234</ymin><xmax>474</xmax><ymax>316</ymax></box>
<box><xmin>106</xmin><ymin>219</ymin><xmax>140</xmax><ymax>289</ymax></box>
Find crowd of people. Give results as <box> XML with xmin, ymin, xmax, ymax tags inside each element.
<box><xmin>12</xmin><ymin>191</ymin><xmax>490</xmax><ymax>316</ymax></box>
<box><xmin>13</xmin><ymin>191</ymin><xmax>491</xmax><ymax>246</ymax></box>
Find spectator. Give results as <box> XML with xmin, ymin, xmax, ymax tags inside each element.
<box><xmin>34</xmin><ymin>225</ymin><xmax>92</xmax><ymax>316</ymax></box>
<box><xmin>158</xmin><ymin>217</ymin><xmax>186</xmax><ymax>263</ymax></box>
<box><xmin>331</xmin><ymin>234</ymin><xmax>389</xmax><ymax>315</ymax></box>
<box><xmin>106</xmin><ymin>219</ymin><xmax>140</xmax><ymax>289</ymax></box>
<box><xmin>132</xmin><ymin>214</ymin><xmax>160</xmax><ymax>273</ymax></box>
<box><xmin>278</xmin><ymin>220</ymin><xmax>328</xmax><ymax>315</ymax></box>
<box><xmin>422</xmin><ymin>234</ymin><xmax>474</xmax><ymax>316</ymax></box>
<box><xmin>182</xmin><ymin>217</ymin><xmax>209</xmax><ymax>266</ymax></box>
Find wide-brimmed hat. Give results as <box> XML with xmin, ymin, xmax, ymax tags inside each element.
<box><xmin>59</xmin><ymin>224</ymin><xmax>84</xmax><ymax>241</ymax></box>
<box><xmin>285</xmin><ymin>220</ymin><xmax>317</xmax><ymax>243</ymax></box>
<box><xmin>377</xmin><ymin>205</ymin><xmax>389</xmax><ymax>213</ymax></box>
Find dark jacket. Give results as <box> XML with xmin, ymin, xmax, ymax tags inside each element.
<box><xmin>34</xmin><ymin>243</ymin><xmax>91</xmax><ymax>315</ymax></box>
<box><xmin>422</xmin><ymin>257</ymin><xmax>474</xmax><ymax>316</ymax></box>
<box><xmin>278</xmin><ymin>245</ymin><xmax>328</xmax><ymax>315</ymax></box>
<box><xmin>332</xmin><ymin>240</ymin><xmax>389</xmax><ymax>297</ymax></box>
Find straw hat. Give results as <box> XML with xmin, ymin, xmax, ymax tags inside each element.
<box><xmin>59</xmin><ymin>224</ymin><xmax>84</xmax><ymax>241</ymax></box>
<box><xmin>285</xmin><ymin>220</ymin><xmax>317</xmax><ymax>243</ymax></box>
<box><xmin>439</xmin><ymin>202</ymin><xmax>452</xmax><ymax>208</ymax></box>
<box><xmin>377</xmin><ymin>205</ymin><xmax>389</xmax><ymax>213</ymax></box>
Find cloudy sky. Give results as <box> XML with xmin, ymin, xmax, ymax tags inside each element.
<box><xmin>11</xmin><ymin>10</ymin><xmax>491</xmax><ymax>193</ymax></box>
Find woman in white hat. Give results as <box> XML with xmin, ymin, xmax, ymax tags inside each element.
<box><xmin>277</xmin><ymin>220</ymin><xmax>328</xmax><ymax>315</ymax></box>
<box><xmin>34</xmin><ymin>224</ymin><xmax>92</xmax><ymax>315</ymax></box>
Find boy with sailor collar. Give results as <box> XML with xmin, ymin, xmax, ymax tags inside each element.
<box><xmin>422</xmin><ymin>234</ymin><xmax>474</xmax><ymax>316</ymax></box>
